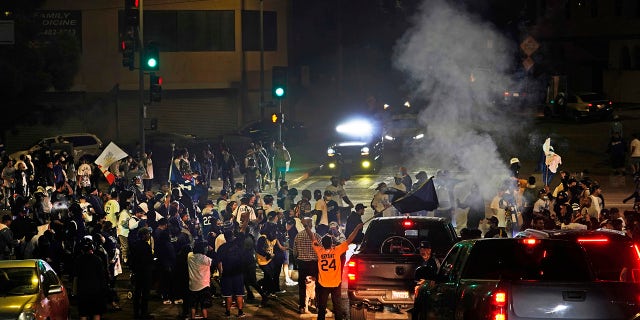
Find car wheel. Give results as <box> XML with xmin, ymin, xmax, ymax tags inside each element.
<box><xmin>349</xmin><ymin>306</ymin><xmax>367</xmax><ymax>320</ymax></box>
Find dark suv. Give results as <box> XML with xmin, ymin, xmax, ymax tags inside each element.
<box><xmin>515</xmin><ymin>228</ymin><xmax>640</xmax><ymax>282</ymax></box>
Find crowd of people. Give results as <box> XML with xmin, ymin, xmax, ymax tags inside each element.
<box><xmin>0</xmin><ymin>139</ymin><xmax>369</xmax><ymax>320</ymax></box>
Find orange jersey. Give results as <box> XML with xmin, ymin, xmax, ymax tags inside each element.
<box><xmin>313</xmin><ymin>241</ymin><xmax>349</xmax><ymax>288</ymax></box>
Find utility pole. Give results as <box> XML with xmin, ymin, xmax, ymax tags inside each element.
<box><xmin>260</xmin><ymin>0</ymin><xmax>265</xmax><ymax>119</ymax></box>
<box><xmin>138</xmin><ymin>0</ymin><xmax>145</xmax><ymax>157</ymax></box>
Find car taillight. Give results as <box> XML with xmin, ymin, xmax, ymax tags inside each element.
<box><xmin>521</xmin><ymin>238</ymin><xmax>538</xmax><ymax>246</ymax></box>
<box><xmin>633</xmin><ymin>244</ymin><xmax>640</xmax><ymax>261</ymax></box>
<box><xmin>491</xmin><ymin>290</ymin><xmax>507</xmax><ymax>320</ymax></box>
<box><xmin>402</xmin><ymin>220</ymin><xmax>414</xmax><ymax>228</ymax></box>
<box><xmin>577</xmin><ymin>237</ymin><xmax>609</xmax><ymax>243</ymax></box>
<box><xmin>347</xmin><ymin>259</ymin><xmax>357</xmax><ymax>283</ymax></box>
<box><xmin>588</xmin><ymin>103</ymin><xmax>593</xmax><ymax>107</ymax></box>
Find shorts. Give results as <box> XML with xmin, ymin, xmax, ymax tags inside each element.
<box><xmin>220</xmin><ymin>273</ymin><xmax>245</xmax><ymax>297</ymax></box>
<box><xmin>190</xmin><ymin>287</ymin><xmax>211</xmax><ymax>310</ymax></box>
<box><xmin>282</xmin><ymin>249</ymin><xmax>290</xmax><ymax>265</ymax></box>
<box><xmin>78</xmin><ymin>293</ymin><xmax>107</xmax><ymax>316</ymax></box>
<box><xmin>631</xmin><ymin>157</ymin><xmax>640</xmax><ymax>167</ymax></box>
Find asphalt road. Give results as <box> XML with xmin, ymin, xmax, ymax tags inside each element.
<box><xmin>66</xmin><ymin>105</ymin><xmax>640</xmax><ymax>319</ymax></box>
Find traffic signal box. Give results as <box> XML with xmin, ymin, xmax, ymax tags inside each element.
<box><xmin>143</xmin><ymin>44</ymin><xmax>159</xmax><ymax>71</ymax></box>
<box><xmin>150</xmin><ymin>73</ymin><xmax>162</xmax><ymax>102</ymax></box>
<box><xmin>272</xmin><ymin>66</ymin><xmax>287</xmax><ymax>98</ymax></box>
<box><xmin>271</xmin><ymin>112</ymin><xmax>284</xmax><ymax>124</ymax></box>
<box><xmin>121</xmin><ymin>0</ymin><xmax>139</xmax><ymax>71</ymax></box>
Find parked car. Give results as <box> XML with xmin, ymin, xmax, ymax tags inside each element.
<box><xmin>9</xmin><ymin>133</ymin><xmax>103</xmax><ymax>163</ymax></box>
<box><xmin>544</xmin><ymin>91</ymin><xmax>614</xmax><ymax>121</ymax></box>
<box><xmin>515</xmin><ymin>228</ymin><xmax>640</xmax><ymax>282</ymax></box>
<box><xmin>0</xmin><ymin>259</ymin><xmax>70</xmax><ymax>320</ymax></box>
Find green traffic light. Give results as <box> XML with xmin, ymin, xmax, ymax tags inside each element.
<box><xmin>275</xmin><ymin>87</ymin><xmax>285</xmax><ymax>97</ymax></box>
<box><xmin>147</xmin><ymin>58</ymin><xmax>157</xmax><ymax>68</ymax></box>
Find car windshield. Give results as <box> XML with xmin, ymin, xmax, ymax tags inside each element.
<box><xmin>0</xmin><ymin>267</ymin><xmax>39</xmax><ymax>296</ymax></box>
<box><xmin>360</xmin><ymin>219</ymin><xmax>455</xmax><ymax>255</ymax></box>
<box><xmin>462</xmin><ymin>240</ymin><xmax>592</xmax><ymax>282</ymax></box>
<box><xmin>579</xmin><ymin>93</ymin><xmax>608</xmax><ymax>101</ymax></box>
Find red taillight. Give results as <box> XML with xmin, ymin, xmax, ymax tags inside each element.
<box><xmin>504</xmin><ymin>91</ymin><xmax>510</xmax><ymax>96</ymax></box>
<box><xmin>588</xmin><ymin>103</ymin><xmax>593</xmax><ymax>107</ymax></box>
<box><xmin>347</xmin><ymin>260</ymin><xmax>357</xmax><ymax>282</ymax></box>
<box><xmin>522</xmin><ymin>238</ymin><xmax>538</xmax><ymax>245</ymax></box>
<box><xmin>402</xmin><ymin>220</ymin><xmax>414</xmax><ymax>228</ymax></box>
<box><xmin>491</xmin><ymin>290</ymin><xmax>507</xmax><ymax>320</ymax></box>
<box><xmin>577</xmin><ymin>238</ymin><xmax>609</xmax><ymax>243</ymax></box>
<box><xmin>609</xmin><ymin>101</ymin><xmax>613</xmax><ymax>105</ymax></box>
<box><xmin>633</xmin><ymin>244</ymin><xmax>640</xmax><ymax>261</ymax></box>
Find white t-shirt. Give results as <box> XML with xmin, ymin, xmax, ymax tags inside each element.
<box><xmin>631</xmin><ymin>138</ymin><xmax>640</xmax><ymax>157</ymax></box>
<box><xmin>235</xmin><ymin>204</ymin><xmax>256</xmax><ymax>224</ymax></box>
<box><xmin>187</xmin><ymin>252</ymin><xmax>212</xmax><ymax>291</ymax></box>
<box><xmin>325</xmin><ymin>184</ymin><xmax>346</xmax><ymax>207</ymax></box>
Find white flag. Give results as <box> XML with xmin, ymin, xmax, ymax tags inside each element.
<box><xmin>94</xmin><ymin>142</ymin><xmax>128</xmax><ymax>184</ymax></box>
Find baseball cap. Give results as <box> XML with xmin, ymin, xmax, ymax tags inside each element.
<box><xmin>205</xmin><ymin>199</ymin><xmax>215</xmax><ymax>206</ymax></box>
<box><xmin>355</xmin><ymin>203</ymin><xmax>367</xmax><ymax>211</ymax></box>
<box><xmin>220</xmin><ymin>189</ymin><xmax>228</xmax><ymax>196</ymax></box>
<box><xmin>135</xmin><ymin>202</ymin><xmax>149</xmax><ymax>214</ymax></box>
<box><xmin>419</xmin><ymin>240</ymin><xmax>431</xmax><ymax>249</ymax></box>
<box><xmin>329</xmin><ymin>221</ymin><xmax>339</xmax><ymax>228</ymax></box>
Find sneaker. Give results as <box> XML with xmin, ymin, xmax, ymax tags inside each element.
<box><xmin>237</xmin><ymin>310</ymin><xmax>246</xmax><ymax>318</ymax></box>
<box><xmin>299</xmin><ymin>307</ymin><xmax>312</xmax><ymax>314</ymax></box>
<box><xmin>277</xmin><ymin>289</ymin><xmax>286</xmax><ymax>294</ymax></box>
<box><xmin>162</xmin><ymin>299</ymin><xmax>172</xmax><ymax>305</ymax></box>
<box><xmin>173</xmin><ymin>299</ymin><xmax>183</xmax><ymax>305</ymax></box>
<box><xmin>325</xmin><ymin>310</ymin><xmax>333</xmax><ymax>317</ymax></box>
<box><xmin>286</xmin><ymin>279</ymin><xmax>298</xmax><ymax>286</ymax></box>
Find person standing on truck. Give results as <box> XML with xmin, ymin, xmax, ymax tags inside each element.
<box><xmin>304</xmin><ymin>221</ymin><xmax>363</xmax><ymax>320</ymax></box>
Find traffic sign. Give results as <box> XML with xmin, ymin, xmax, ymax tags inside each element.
<box><xmin>520</xmin><ymin>36</ymin><xmax>539</xmax><ymax>56</ymax></box>
<box><xmin>522</xmin><ymin>57</ymin><xmax>534</xmax><ymax>71</ymax></box>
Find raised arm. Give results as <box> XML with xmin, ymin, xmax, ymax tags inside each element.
<box><xmin>345</xmin><ymin>223</ymin><xmax>364</xmax><ymax>245</ymax></box>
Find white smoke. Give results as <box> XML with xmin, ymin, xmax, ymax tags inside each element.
<box><xmin>393</xmin><ymin>0</ymin><xmax>525</xmax><ymax>198</ymax></box>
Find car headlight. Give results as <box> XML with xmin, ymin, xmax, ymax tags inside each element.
<box><xmin>384</xmin><ymin>135</ymin><xmax>395</xmax><ymax>141</ymax></box>
<box><xmin>360</xmin><ymin>146</ymin><xmax>370</xmax><ymax>156</ymax></box>
<box><xmin>18</xmin><ymin>302</ymin><xmax>36</xmax><ymax>320</ymax></box>
<box><xmin>412</xmin><ymin>133</ymin><xmax>424</xmax><ymax>140</ymax></box>
<box><xmin>327</xmin><ymin>147</ymin><xmax>335</xmax><ymax>157</ymax></box>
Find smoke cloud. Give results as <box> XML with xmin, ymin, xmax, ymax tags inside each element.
<box><xmin>393</xmin><ymin>0</ymin><xmax>528</xmax><ymax>198</ymax></box>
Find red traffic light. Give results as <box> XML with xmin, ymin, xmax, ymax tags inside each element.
<box><xmin>157</xmin><ymin>77</ymin><xmax>163</xmax><ymax>85</ymax></box>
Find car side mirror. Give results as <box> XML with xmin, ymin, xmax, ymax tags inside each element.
<box><xmin>45</xmin><ymin>284</ymin><xmax>63</xmax><ymax>296</ymax></box>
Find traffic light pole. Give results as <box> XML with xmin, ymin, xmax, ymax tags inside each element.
<box><xmin>278</xmin><ymin>99</ymin><xmax>282</xmax><ymax>142</ymax></box>
<box><xmin>138</xmin><ymin>0</ymin><xmax>145</xmax><ymax>157</ymax></box>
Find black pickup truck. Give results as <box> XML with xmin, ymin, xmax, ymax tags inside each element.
<box><xmin>413</xmin><ymin>238</ymin><xmax>640</xmax><ymax>320</ymax></box>
<box><xmin>346</xmin><ymin>216</ymin><xmax>459</xmax><ymax>319</ymax></box>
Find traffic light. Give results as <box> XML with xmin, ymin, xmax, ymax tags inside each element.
<box><xmin>271</xmin><ymin>112</ymin><xmax>284</xmax><ymax>124</ymax></box>
<box><xmin>124</xmin><ymin>0</ymin><xmax>139</xmax><ymax>28</ymax></box>
<box><xmin>121</xmin><ymin>34</ymin><xmax>135</xmax><ymax>71</ymax></box>
<box><xmin>272</xmin><ymin>66</ymin><xmax>287</xmax><ymax>98</ymax></box>
<box><xmin>150</xmin><ymin>73</ymin><xmax>162</xmax><ymax>102</ymax></box>
<box><xmin>143</xmin><ymin>44</ymin><xmax>159</xmax><ymax>71</ymax></box>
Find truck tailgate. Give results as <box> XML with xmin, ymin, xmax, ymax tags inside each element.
<box><xmin>510</xmin><ymin>281</ymin><xmax>640</xmax><ymax>319</ymax></box>
<box><xmin>348</xmin><ymin>254</ymin><xmax>420</xmax><ymax>303</ymax></box>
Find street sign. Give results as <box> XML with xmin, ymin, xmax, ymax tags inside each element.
<box><xmin>520</xmin><ymin>36</ymin><xmax>539</xmax><ymax>56</ymax></box>
<box><xmin>522</xmin><ymin>57</ymin><xmax>534</xmax><ymax>71</ymax></box>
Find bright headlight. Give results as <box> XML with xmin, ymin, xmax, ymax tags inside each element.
<box><xmin>413</xmin><ymin>133</ymin><xmax>424</xmax><ymax>140</ymax></box>
<box><xmin>361</xmin><ymin>146</ymin><xmax>370</xmax><ymax>155</ymax></box>
<box><xmin>384</xmin><ymin>135</ymin><xmax>395</xmax><ymax>141</ymax></box>
<box><xmin>327</xmin><ymin>147</ymin><xmax>335</xmax><ymax>156</ymax></box>
<box><xmin>361</xmin><ymin>160</ymin><xmax>371</xmax><ymax>168</ymax></box>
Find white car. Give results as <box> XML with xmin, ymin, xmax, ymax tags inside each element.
<box><xmin>10</xmin><ymin>133</ymin><xmax>103</xmax><ymax>162</ymax></box>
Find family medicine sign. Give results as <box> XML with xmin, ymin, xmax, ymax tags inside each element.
<box><xmin>35</xmin><ymin>10</ymin><xmax>82</xmax><ymax>47</ymax></box>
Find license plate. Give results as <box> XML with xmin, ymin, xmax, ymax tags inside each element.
<box><xmin>391</xmin><ymin>290</ymin><xmax>409</xmax><ymax>299</ymax></box>
<box><xmin>597</xmin><ymin>104</ymin><xmax>604</xmax><ymax>109</ymax></box>
<box><xmin>513</xmin><ymin>92</ymin><xmax>520</xmax><ymax>97</ymax></box>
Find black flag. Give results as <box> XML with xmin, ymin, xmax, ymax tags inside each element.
<box><xmin>392</xmin><ymin>177</ymin><xmax>439</xmax><ymax>213</ymax></box>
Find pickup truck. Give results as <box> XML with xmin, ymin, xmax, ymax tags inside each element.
<box><xmin>413</xmin><ymin>238</ymin><xmax>640</xmax><ymax>320</ymax></box>
<box><xmin>346</xmin><ymin>216</ymin><xmax>459</xmax><ymax>320</ymax></box>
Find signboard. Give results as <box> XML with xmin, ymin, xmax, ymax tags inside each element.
<box><xmin>0</xmin><ymin>20</ymin><xmax>14</xmax><ymax>45</ymax></box>
<box><xmin>520</xmin><ymin>36</ymin><xmax>539</xmax><ymax>56</ymax></box>
<box><xmin>35</xmin><ymin>10</ymin><xmax>82</xmax><ymax>48</ymax></box>
<box><xmin>522</xmin><ymin>57</ymin><xmax>534</xmax><ymax>71</ymax></box>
